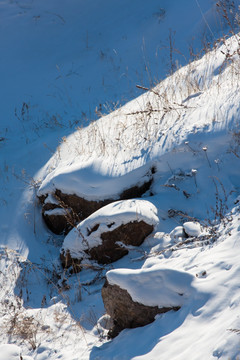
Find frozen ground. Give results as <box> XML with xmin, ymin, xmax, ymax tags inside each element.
<box><xmin>1</xmin><ymin>0</ymin><xmax>240</xmax><ymax>359</ymax></box>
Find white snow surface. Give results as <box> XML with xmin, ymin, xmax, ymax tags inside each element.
<box><xmin>0</xmin><ymin>345</ymin><xmax>20</xmax><ymax>360</ymax></box>
<box><xmin>1</xmin><ymin>1</ymin><xmax>240</xmax><ymax>359</ymax></box>
<box><xmin>38</xmin><ymin>161</ymin><xmax>154</xmax><ymax>200</ymax></box>
<box><xmin>44</xmin><ymin>208</ymin><xmax>68</xmax><ymax>216</ymax></box>
<box><xmin>169</xmin><ymin>226</ymin><xmax>186</xmax><ymax>241</ymax></box>
<box><xmin>62</xmin><ymin>199</ymin><xmax>158</xmax><ymax>256</ymax></box>
<box><xmin>38</xmin><ymin>33</ymin><xmax>240</xmax><ymax>200</ymax></box>
<box><xmin>183</xmin><ymin>221</ymin><xmax>202</xmax><ymax>237</ymax></box>
<box><xmin>0</xmin><ymin>344</ymin><xmax>33</xmax><ymax>360</ymax></box>
<box><xmin>106</xmin><ymin>266</ymin><xmax>194</xmax><ymax>308</ymax></box>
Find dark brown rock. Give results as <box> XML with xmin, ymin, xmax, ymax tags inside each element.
<box><xmin>60</xmin><ymin>249</ymin><xmax>82</xmax><ymax>273</ymax></box>
<box><xmin>119</xmin><ymin>178</ymin><xmax>153</xmax><ymax>200</ymax></box>
<box><xmin>40</xmin><ymin>191</ymin><xmax>113</xmax><ymax>235</ymax></box>
<box><xmin>88</xmin><ymin>220</ymin><xmax>154</xmax><ymax>264</ymax></box>
<box><xmin>40</xmin><ymin>175</ymin><xmax>154</xmax><ymax>234</ymax></box>
<box><xmin>54</xmin><ymin>189</ymin><xmax>111</xmax><ymax>221</ymax></box>
<box><xmin>61</xmin><ymin>220</ymin><xmax>154</xmax><ymax>270</ymax></box>
<box><xmin>42</xmin><ymin>202</ymin><xmax>71</xmax><ymax>235</ymax></box>
<box><xmin>43</xmin><ymin>212</ymin><xmax>69</xmax><ymax>235</ymax></box>
<box><xmin>102</xmin><ymin>281</ymin><xmax>180</xmax><ymax>338</ymax></box>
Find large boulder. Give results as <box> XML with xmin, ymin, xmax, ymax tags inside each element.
<box><xmin>102</xmin><ymin>281</ymin><xmax>180</xmax><ymax>338</ymax></box>
<box><xmin>102</xmin><ymin>267</ymin><xmax>194</xmax><ymax>337</ymax></box>
<box><xmin>38</xmin><ymin>165</ymin><xmax>155</xmax><ymax>235</ymax></box>
<box><xmin>60</xmin><ymin>199</ymin><xmax>158</xmax><ymax>270</ymax></box>
<box><xmin>40</xmin><ymin>192</ymin><xmax>111</xmax><ymax>235</ymax></box>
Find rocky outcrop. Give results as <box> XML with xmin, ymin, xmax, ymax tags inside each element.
<box><xmin>102</xmin><ymin>281</ymin><xmax>180</xmax><ymax>338</ymax></box>
<box><xmin>39</xmin><ymin>170</ymin><xmax>155</xmax><ymax>235</ymax></box>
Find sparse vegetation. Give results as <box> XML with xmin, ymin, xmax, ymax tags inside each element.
<box><xmin>2</xmin><ymin>1</ymin><xmax>240</xmax><ymax>358</ymax></box>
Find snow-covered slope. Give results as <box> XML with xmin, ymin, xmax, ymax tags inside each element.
<box><xmin>0</xmin><ymin>0</ymin><xmax>230</xmax><ymax>139</ymax></box>
<box><xmin>38</xmin><ymin>34</ymin><xmax>240</xmax><ymax>227</ymax></box>
<box><xmin>93</xmin><ymin>205</ymin><xmax>240</xmax><ymax>360</ymax></box>
<box><xmin>0</xmin><ymin>344</ymin><xmax>33</xmax><ymax>360</ymax></box>
<box><xmin>1</xmin><ymin>1</ymin><xmax>240</xmax><ymax>359</ymax></box>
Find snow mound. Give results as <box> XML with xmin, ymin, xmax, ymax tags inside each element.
<box><xmin>0</xmin><ymin>344</ymin><xmax>33</xmax><ymax>360</ymax></box>
<box><xmin>38</xmin><ymin>161</ymin><xmax>154</xmax><ymax>201</ymax></box>
<box><xmin>170</xmin><ymin>222</ymin><xmax>203</xmax><ymax>241</ymax></box>
<box><xmin>183</xmin><ymin>221</ymin><xmax>202</xmax><ymax>237</ymax></box>
<box><xmin>170</xmin><ymin>226</ymin><xmax>187</xmax><ymax>241</ymax></box>
<box><xmin>62</xmin><ymin>199</ymin><xmax>158</xmax><ymax>258</ymax></box>
<box><xmin>0</xmin><ymin>345</ymin><xmax>20</xmax><ymax>360</ymax></box>
<box><xmin>106</xmin><ymin>266</ymin><xmax>194</xmax><ymax>308</ymax></box>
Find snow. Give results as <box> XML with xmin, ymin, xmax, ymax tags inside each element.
<box><xmin>62</xmin><ymin>199</ymin><xmax>158</xmax><ymax>257</ymax></box>
<box><xmin>44</xmin><ymin>194</ymin><xmax>59</xmax><ymax>205</ymax></box>
<box><xmin>37</xmin><ymin>34</ymin><xmax>240</xmax><ymax>203</ymax></box>
<box><xmin>91</xmin><ymin>206</ymin><xmax>240</xmax><ymax>360</ymax></box>
<box><xmin>1</xmin><ymin>0</ymin><xmax>240</xmax><ymax>359</ymax></box>
<box><xmin>0</xmin><ymin>345</ymin><xmax>20</xmax><ymax>360</ymax></box>
<box><xmin>38</xmin><ymin>161</ymin><xmax>154</xmax><ymax>200</ymax></box>
<box><xmin>183</xmin><ymin>222</ymin><xmax>202</xmax><ymax>237</ymax></box>
<box><xmin>106</xmin><ymin>266</ymin><xmax>194</xmax><ymax>308</ymax></box>
<box><xmin>0</xmin><ymin>0</ymin><xmax>229</xmax><ymax>140</ymax></box>
<box><xmin>44</xmin><ymin>208</ymin><xmax>68</xmax><ymax>216</ymax></box>
<box><xmin>169</xmin><ymin>226</ymin><xmax>186</xmax><ymax>241</ymax></box>
<box><xmin>0</xmin><ymin>344</ymin><xmax>33</xmax><ymax>360</ymax></box>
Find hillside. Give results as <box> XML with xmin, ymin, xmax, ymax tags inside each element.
<box><xmin>1</xmin><ymin>1</ymin><xmax>240</xmax><ymax>359</ymax></box>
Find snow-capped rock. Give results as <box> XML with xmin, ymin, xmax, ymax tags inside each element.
<box><xmin>102</xmin><ymin>266</ymin><xmax>194</xmax><ymax>336</ymax></box>
<box><xmin>183</xmin><ymin>222</ymin><xmax>202</xmax><ymax>237</ymax></box>
<box><xmin>61</xmin><ymin>199</ymin><xmax>158</xmax><ymax>268</ymax></box>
